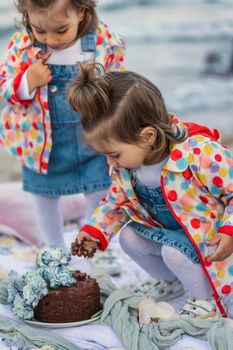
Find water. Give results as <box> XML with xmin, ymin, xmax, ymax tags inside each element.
<box><xmin>1</xmin><ymin>0</ymin><xmax>233</xmax><ymax>140</ymax></box>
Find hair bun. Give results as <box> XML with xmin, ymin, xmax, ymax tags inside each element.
<box><xmin>68</xmin><ymin>63</ymin><xmax>111</xmax><ymax>130</ymax></box>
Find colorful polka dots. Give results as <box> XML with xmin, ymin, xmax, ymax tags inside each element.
<box><xmin>16</xmin><ymin>147</ymin><xmax>22</xmax><ymax>156</ymax></box>
<box><xmin>193</xmin><ymin>234</ymin><xmax>202</xmax><ymax>243</ymax></box>
<box><xmin>182</xmin><ymin>169</ymin><xmax>192</xmax><ymax>180</ymax></box>
<box><xmin>199</xmin><ymin>195</ymin><xmax>208</xmax><ymax>204</ymax></box>
<box><xmin>193</xmin><ymin>147</ymin><xmax>201</xmax><ymax>155</ymax></box>
<box><xmin>171</xmin><ymin>149</ymin><xmax>182</xmax><ymax>161</ymax></box>
<box><xmin>167</xmin><ymin>190</ymin><xmax>178</xmax><ymax>202</ymax></box>
<box><xmin>219</xmin><ymin>167</ymin><xmax>228</xmax><ymax>177</ymax></box>
<box><xmin>215</xmin><ymin>154</ymin><xmax>222</xmax><ymax>162</ymax></box>
<box><xmin>217</xmin><ymin>270</ymin><xmax>226</xmax><ymax>278</ymax></box>
<box><xmin>176</xmin><ymin>158</ymin><xmax>189</xmax><ymax>170</ymax></box>
<box><xmin>205</xmin><ymin>260</ymin><xmax>212</xmax><ymax>267</ymax></box>
<box><xmin>228</xmin><ymin>265</ymin><xmax>233</xmax><ymax>276</ymax></box>
<box><xmin>191</xmin><ymin>218</ymin><xmax>200</xmax><ymax>229</ymax></box>
<box><xmin>212</xmin><ymin>176</ymin><xmax>223</xmax><ymax>188</ymax></box>
<box><xmin>227</xmin><ymin>206</ymin><xmax>233</xmax><ymax>214</ymax></box>
<box><xmin>221</xmin><ymin>285</ymin><xmax>231</xmax><ymax>294</ymax></box>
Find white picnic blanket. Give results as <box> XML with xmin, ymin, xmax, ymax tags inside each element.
<box><xmin>0</xmin><ymin>229</ymin><xmax>213</xmax><ymax>350</ymax></box>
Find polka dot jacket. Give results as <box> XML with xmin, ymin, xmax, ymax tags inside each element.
<box><xmin>82</xmin><ymin>116</ymin><xmax>233</xmax><ymax>316</ymax></box>
<box><xmin>0</xmin><ymin>21</ymin><xmax>125</xmax><ymax>174</ymax></box>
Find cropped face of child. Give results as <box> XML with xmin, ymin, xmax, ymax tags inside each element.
<box><xmin>94</xmin><ymin>138</ymin><xmax>152</xmax><ymax>169</ymax></box>
<box><xmin>28</xmin><ymin>0</ymin><xmax>84</xmax><ymax>50</ymax></box>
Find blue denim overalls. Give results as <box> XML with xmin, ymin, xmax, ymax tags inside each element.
<box><xmin>23</xmin><ymin>32</ymin><xmax>111</xmax><ymax>196</ymax></box>
<box><xmin>129</xmin><ymin>173</ymin><xmax>200</xmax><ymax>263</ymax></box>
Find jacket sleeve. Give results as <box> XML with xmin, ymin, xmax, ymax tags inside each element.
<box><xmin>0</xmin><ymin>36</ymin><xmax>33</xmax><ymax>106</ymax></box>
<box><xmin>99</xmin><ymin>21</ymin><xmax>125</xmax><ymax>72</ymax></box>
<box><xmin>197</xmin><ymin>140</ymin><xmax>233</xmax><ymax>235</ymax></box>
<box><xmin>81</xmin><ymin>179</ymin><xmax>130</xmax><ymax>250</ymax></box>
<box><xmin>105</xmin><ymin>37</ymin><xmax>125</xmax><ymax>72</ymax></box>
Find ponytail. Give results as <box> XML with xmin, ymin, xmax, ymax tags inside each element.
<box><xmin>68</xmin><ymin>63</ymin><xmax>111</xmax><ymax>131</ymax></box>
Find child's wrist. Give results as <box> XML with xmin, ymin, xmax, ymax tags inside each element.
<box><xmin>28</xmin><ymin>80</ymin><xmax>36</xmax><ymax>94</ymax></box>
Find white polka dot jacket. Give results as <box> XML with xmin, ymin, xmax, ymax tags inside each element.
<box><xmin>82</xmin><ymin>116</ymin><xmax>233</xmax><ymax>317</ymax></box>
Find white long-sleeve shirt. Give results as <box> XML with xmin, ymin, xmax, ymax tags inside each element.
<box><xmin>135</xmin><ymin>157</ymin><xmax>168</xmax><ymax>187</ymax></box>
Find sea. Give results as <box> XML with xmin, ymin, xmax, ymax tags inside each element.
<box><xmin>1</xmin><ymin>0</ymin><xmax>233</xmax><ymax>140</ymax></box>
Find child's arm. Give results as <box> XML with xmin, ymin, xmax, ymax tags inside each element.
<box><xmin>0</xmin><ymin>37</ymin><xmax>51</xmax><ymax>105</ymax></box>
<box><xmin>97</xmin><ymin>22</ymin><xmax>125</xmax><ymax>72</ymax></box>
<box><xmin>0</xmin><ymin>38</ymin><xmax>30</xmax><ymax>105</ymax></box>
<box><xmin>106</xmin><ymin>40</ymin><xmax>125</xmax><ymax>72</ymax></box>
<box><xmin>73</xmin><ymin>179</ymin><xmax>130</xmax><ymax>251</ymax></box>
<box><xmin>196</xmin><ymin>141</ymin><xmax>233</xmax><ymax>261</ymax></box>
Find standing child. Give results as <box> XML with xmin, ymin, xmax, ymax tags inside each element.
<box><xmin>69</xmin><ymin>63</ymin><xmax>233</xmax><ymax>318</ymax></box>
<box><xmin>0</xmin><ymin>0</ymin><xmax>125</xmax><ymax>248</ymax></box>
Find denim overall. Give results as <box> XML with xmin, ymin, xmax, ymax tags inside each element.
<box><xmin>23</xmin><ymin>32</ymin><xmax>111</xmax><ymax>196</ymax></box>
<box><xmin>129</xmin><ymin>174</ymin><xmax>200</xmax><ymax>263</ymax></box>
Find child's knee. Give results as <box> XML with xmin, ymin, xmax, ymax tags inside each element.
<box><xmin>162</xmin><ymin>245</ymin><xmax>188</xmax><ymax>270</ymax></box>
<box><xmin>119</xmin><ymin>227</ymin><xmax>137</xmax><ymax>254</ymax></box>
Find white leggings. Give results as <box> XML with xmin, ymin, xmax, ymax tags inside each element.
<box><xmin>32</xmin><ymin>189</ymin><xmax>106</xmax><ymax>248</ymax></box>
<box><xmin>119</xmin><ymin>226</ymin><xmax>213</xmax><ymax>299</ymax></box>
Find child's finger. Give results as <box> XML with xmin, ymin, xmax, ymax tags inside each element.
<box><xmin>76</xmin><ymin>231</ymin><xmax>89</xmax><ymax>243</ymax></box>
<box><xmin>39</xmin><ymin>51</ymin><xmax>52</xmax><ymax>64</ymax></box>
<box><xmin>205</xmin><ymin>246</ymin><xmax>226</xmax><ymax>262</ymax></box>
<box><xmin>205</xmin><ymin>236</ymin><xmax>220</xmax><ymax>246</ymax></box>
<box><xmin>205</xmin><ymin>250</ymin><xmax>221</xmax><ymax>262</ymax></box>
<box><xmin>77</xmin><ymin>235</ymin><xmax>85</xmax><ymax>244</ymax></box>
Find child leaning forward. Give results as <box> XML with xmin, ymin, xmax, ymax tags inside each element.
<box><xmin>69</xmin><ymin>63</ymin><xmax>233</xmax><ymax>318</ymax></box>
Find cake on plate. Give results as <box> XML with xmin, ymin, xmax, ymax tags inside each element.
<box><xmin>8</xmin><ymin>248</ymin><xmax>101</xmax><ymax>323</ymax></box>
<box><xmin>34</xmin><ymin>271</ymin><xmax>101</xmax><ymax>323</ymax></box>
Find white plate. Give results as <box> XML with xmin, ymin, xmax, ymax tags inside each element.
<box><xmin>24</xmin><ymin>314</ymin><xmax>101</xmax><ymax>328</ymax></box>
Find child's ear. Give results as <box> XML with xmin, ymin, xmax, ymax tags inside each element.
<box><xmin>79</xmin><ymin>8</ymin><xmax>85</xmax><ymax>22</ymax></box>
<box><xmin>139</xmin><ymin>127</ymin><xmax>157</xmax><ymax>146</ymax></box>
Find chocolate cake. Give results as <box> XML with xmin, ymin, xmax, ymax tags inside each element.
<box><xmin>8</xmin><ymin>248</ymin><xmax>102</xmax><ymax>323</ymax></box>
<box><xmin>34</xmin><ymin>271</ymin><xmax>101</xmax><ymax>323</ymax></box>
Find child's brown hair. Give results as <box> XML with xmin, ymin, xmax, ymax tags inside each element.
<box><xmin>68</xmin><ymin>63</ymin><xmax>187</xmax><ymax>165</ymax></box>
<box><xmin>16</xmin><ymin>0</ymin><xmax>98</xmax><ymax>38</ymax></box>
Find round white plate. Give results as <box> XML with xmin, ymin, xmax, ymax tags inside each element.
<box><xmin>24</xmin><ymin>314</ymin><xmax>101</xmax><ymax>328</ymax></box>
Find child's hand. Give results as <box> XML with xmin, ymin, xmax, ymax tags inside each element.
<box><xmin>205</xmin><ymin>233</ymin><xmax>233</xmax><ymax>262</ymax></box>
<box><xmin>77</xmin><ymin>231</ymin><xmax>99</xmax><ymax>244</ymax></box>
<box><xmin>71</xmin><ymin>232</ymin><xmax>100</xmax><ymax>258</ymax></box>
<box><xmin>27</xmin><ymin>52</ymin><xmax>52</xmax><ymax>93</ymax></box>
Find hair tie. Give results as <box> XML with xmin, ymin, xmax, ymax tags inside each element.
<box><xmin>172</xmin><ymin>124</ymin><xmax>187</xmax><ymax>140</ymax></box>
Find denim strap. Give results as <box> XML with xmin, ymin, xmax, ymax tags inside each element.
<box><xmin>81</xmin><ymin>31</ymin><xmax>95</xmax><ymax>52</ymax></box>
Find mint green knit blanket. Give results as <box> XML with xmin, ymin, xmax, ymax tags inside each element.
<box><xmin>0</xmin><ymin>274</ymin><xmax>233</xmax><ymax>350</ymax></box>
